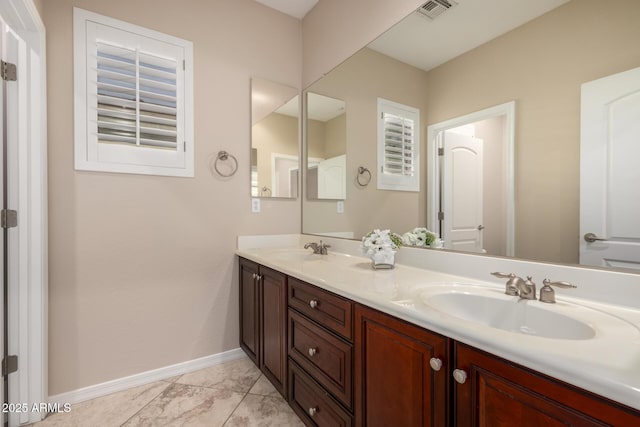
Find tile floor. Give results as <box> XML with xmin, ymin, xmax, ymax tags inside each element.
<box><xmin>34</xmin><ymin>356</ymin><xmax>304</xmax><ymax>426</ymax></box>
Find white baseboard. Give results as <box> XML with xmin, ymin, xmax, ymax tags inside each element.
<box><xmin>48</xmin><ymin>348</ymin><xmax>246</xmax><ymax>406</ymax></box>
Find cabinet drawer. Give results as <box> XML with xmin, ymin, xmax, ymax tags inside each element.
<box><xmin>289</xmin><ymin>360</ymin><xmax>353</xmax><ymax>427</ymax></box>
<box><xmin>289</xmin><ymin>278</ymin><xmax>353</xmax><ymax>340</ymax></box>
<box><xmin>289</xmin><ymin>310</ymin><xmax>353</xmax><ymax>409</ymax></box>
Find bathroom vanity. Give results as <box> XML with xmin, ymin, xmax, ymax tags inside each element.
<box><xmin>237</xmin><ymin>239</ymin><xmax>640</xmax><ymax>426</ymax></box>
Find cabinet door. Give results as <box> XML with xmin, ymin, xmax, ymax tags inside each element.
<box><xmin>260</xmin><ymin>266</ymin><xmax>288</xmax><ymax>397</ymax></box>
<box><xmin>454</xmin><ymin>342</ymin><xmax>640</xmax><ymax>426</ymax></box>
<box><xmin>355</xmin><ymin>305</ymin><xmax>449</xmax><ymax>427</ymax></box>
<box><xmin>239</xmin><ymin>258</ymin><xmax>260</xmax><ymax>365</ymax></box>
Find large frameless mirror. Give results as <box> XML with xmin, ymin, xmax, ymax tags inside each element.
<box><xmin>251</xmin><ymin>78</ymin><xmax>300</xmax><ymax>198</ymax></box>
<box><xmin>302</xmin><ymin>0</ymin><xmax>640</xmax><ymax>272</ymax></box>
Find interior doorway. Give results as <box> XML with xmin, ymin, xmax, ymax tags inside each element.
<box><xmin>0</xmin><ymin>1</ymin><xmax>47</xmax><ymax>425</ymax></box>
<box><xmin>427</xmin><ymin>102</ymin><xmax>515</xmax><ymax>256</ymax></box>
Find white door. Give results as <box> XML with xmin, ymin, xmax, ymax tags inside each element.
<box><xmin>317</xmin><ymin>154</ymin><xmax>346</xmax><ymax>199</ymax></box>
<box><xmin>580</xmin><ymin>66</ymin><xmax>640</xmax><ymax>269</ymax></box>
<box><xmin>0</xmin><ymin>21</ymin><xmax>5</xmax><ymax>422</ymax></box>
<box><xmin>442</xmin><ymin>131</ymin><xmax>484</xmax><ymax>252</ymax></box>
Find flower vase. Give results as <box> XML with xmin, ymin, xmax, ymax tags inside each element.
<box><xmin>371</xmin><ymin>250</ymin><xmax>396</xmax><ymax>270</ymax></box>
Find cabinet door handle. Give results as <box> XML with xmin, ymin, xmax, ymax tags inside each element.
<box><xmin>308</xmin><ymin>407</ymin><xmax>317</xmax><ymax>417</ymax></box>
<box><xmin>309</xmin><ymin>299</ymin><xmax>319</xmax><ymax>309</ymax></box>
<box><xmin>453</xmin><ymin>369</ymin><xmax>468</xmax><ymax>384</ymax></box>
<box><xmin>429</xmin><ymin>357</ymin><xmax>443</xmax><ymax>372</ymax></box>
<box><xmin>308</xmin><ymin>347</ymin><xmax>317</xmax><ymax>357</ymax></box>
<box><xmin>252</xmin><ymin>273</ymin><xmax>257</xmax><ymax>280</ymax></box>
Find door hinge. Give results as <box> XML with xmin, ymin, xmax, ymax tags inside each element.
<box><xmin>1</xmin><ymin>209</ymin><xmax>17</xmax><ymax>229</ymax></box>
<box><xmin>1</xmin><ymin>60</ymin><xmax>17</xmax><ymax>81</ymax></box>
<box><xmin>438</xmin><ymin>211</ymin><xmax>444</xmax><ymax>221</ymax></box>
<box><xmin>438</xmin><ymin>147</ymin><xmax>444</xmax><ymax>156</ymax></box>
<box><xmin>2</xmin><ymin>355</ymin><xmax>18</xmax><ymax>376</ymax></box>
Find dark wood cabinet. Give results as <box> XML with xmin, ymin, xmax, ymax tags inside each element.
<box><xmin>239</xmin><ymin>258</ymin><xmax>287</xmax><ymax>397</ymax></box>
<box><xmin>354</xmin><ymin>304</ymin><xmax>449</xmax><ymax>427</ymax></box>
<box><xmin>287</xmin><ymin>278</ymin><xmax>354</xmax><ymax>426</ymax></box>
<box><xmin>453</xmin><ymin>342</ymin><xmax>640</xmax><ymax>427</ymax></box>
<box><xmin>239</xmin><ymin>258</ymin><xmax>260</xmax><ymax>365</ymax></box>
<box><xmin>240</xmin><ymin>259</ymin><xmax>640</xmax><ymax>426</ymax></box>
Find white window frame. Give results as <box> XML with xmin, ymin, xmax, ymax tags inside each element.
<box><xmin>73</xmin><ymin>8</ymin><xmax>194</xmax><ymax>177</ymax></box>
<box><xmin>377</xmin><ymin>98</ymin><xmax>420</xmax><ymax>192</ymax></box>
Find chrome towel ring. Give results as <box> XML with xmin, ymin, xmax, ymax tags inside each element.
<box><xmin>214</xmin><ymin>151</ymin><xmax>238</xmax><ymax>177</ymax></box>
<box><xmin>356</xmin><ymin>166</ymin><xmax>372</xmax><ymax>186</ymax></box>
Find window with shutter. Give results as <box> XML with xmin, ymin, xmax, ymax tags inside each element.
<box><xmin>74</xmin><ymin>8</ymin><xmax>194</xmax><ymax>177</ymax></box>
<box><xmin>377</xmin><ymin>98</ymin><xmax>420</xmax><ymax>191</ymax></box>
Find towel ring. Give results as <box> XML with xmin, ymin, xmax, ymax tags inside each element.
<box><xmin>214</xmin><ymin>151</ymin><xmax>238</xmax><ymax>177</ymax></box>
<box><xmin>260</xmin><ymin>186</ymin><xmax>272</xmax><ymax>197</ymax></box>
<box><xmin>356</xmin><ymin>166</ymin><xmax>372</xmax><ymax>186</ymax></box>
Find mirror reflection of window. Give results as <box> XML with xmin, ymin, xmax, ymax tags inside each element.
<box><xmin>306</xmin><ymin>92</ymin><xmax>347</xmax><ymax>200</ymax></box>
<box><xmin>250</xmin><ymin>78</ymin><xmax>300</xmax><ymax>198</ymax></box>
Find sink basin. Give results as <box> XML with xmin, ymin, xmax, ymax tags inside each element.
<box><xmin>396</xmin><ymin>284</ymin><xmax>603</xmax><ymax>340</ymax></box>
<box><xmin>423</xmin><ymin>288</ymin><xmax>595</xmax><ymax>340</ymax></box>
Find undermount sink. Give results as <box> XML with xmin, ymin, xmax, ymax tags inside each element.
<box><xmin>395</xmin><ymin>284</ymin><xmax>609</xmax><ymax>340</ymax></box>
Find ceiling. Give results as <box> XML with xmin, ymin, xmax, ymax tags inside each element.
<box><xmin>368</xmin><ymin>0</ymin><xmax>570</xmax><ymax>72</ymax></box>
<box><xmin>254</xmin><ymin>0</ymin><xmax>319</xmax><ymax>19</ymax></box>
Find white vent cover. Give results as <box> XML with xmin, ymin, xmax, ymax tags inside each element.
<box><xmin>416</xmin><ymin>0</ymin><xmax>458</xmax><ymax>20</ymax></box>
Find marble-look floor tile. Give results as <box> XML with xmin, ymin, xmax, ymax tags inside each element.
<box><xmin>248</xmin><ymin>375</ymin><xmax>280</xmax><ymax>398</ymax></box>
<box><xmin>176</xmin><ymin>357</ymin><xmax>261</xmax><ymax>394</ymax></box>
<box><xmin>34</xmin><ymin>381</ymin><xmax>169</xmax><ymax>427</ymax></box>
<box><xmin>224</xmin><ymin>394</ymin><xmax>304</xmax><ymax>427</ymax></box>
<box><xmin>123</xmin><ymin>382</ymin><xmax>244</xmax><ymax>427</ymax></box>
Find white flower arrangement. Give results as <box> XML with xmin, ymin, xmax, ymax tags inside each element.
<box><xmin>401</xmin><ymin>227</ymin><xmax>444</xmax><ymax>248</ymax></box>
<box><xmin>361</xmin><ymin>229</ymin><xmax>403</xmax><ymax>257</ymax></box>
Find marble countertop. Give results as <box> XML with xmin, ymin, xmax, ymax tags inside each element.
<box><xmin>236</xmin><ymin>244</ymin><xmax>640</xmax><ymax>411</ymax></box>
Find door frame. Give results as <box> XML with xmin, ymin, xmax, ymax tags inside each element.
<box><xmin>426</xmin><ymin>101</ymin><xmax>515</xmax><ymax>256</ymax></box>
<box><xmin>0</xmin><ymin>1</ymin><xmax>47</xmax><ymax>425</ymax></box>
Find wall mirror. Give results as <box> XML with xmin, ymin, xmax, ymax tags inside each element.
<box><xmin>306</xmin><ymin>92</ymin><xmax>347</xmax><ymax>200</ymax></box>
<box><xmin>251</xmin><ymin>78</ymin><xmax>300</xmax><ymax>198</ymax></box>
<box><xmin>302</xmin><ymin>0</ymin><xmax>640</xmax><ymax>272</ymax></box>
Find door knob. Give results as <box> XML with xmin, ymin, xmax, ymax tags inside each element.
<box><xmin>477</xmin><ymin>225</ymin><xmax>485</xmax><ymax>230</ymax></box>
<box><xmin>584</xmin><ymin>233</ymin><xmax>607</xmax><ymax>243</ymax></box>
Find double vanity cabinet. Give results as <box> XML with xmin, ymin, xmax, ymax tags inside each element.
<box><xmin>239</xmin><ymin>257</ymin><xmax>640</xmax><ymax>426</ymax></box>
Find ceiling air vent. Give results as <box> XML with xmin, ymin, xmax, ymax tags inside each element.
<box><xmin>416</xmin><ymin>0</ymin><xmax>458</xmax><ymax>20</ymax></box>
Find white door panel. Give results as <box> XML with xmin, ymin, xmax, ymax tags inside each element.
<box><xmin>443</xmin><ymin>131</ymin><xmax>484</xmax><ymax>253</ymax></box>
<box><xmin>580</xmin><ymin>66</ymin><xmax>640</xmax><ymax>269</ymax></box>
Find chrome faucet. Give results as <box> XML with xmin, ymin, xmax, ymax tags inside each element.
<box><xmin>304</xmin><ymin>240</ymin><xmax>331</xmax><ymax>255</ymax></box>
<box><xmin>490</xmin><ymin>272</ymin><xmax>536</xmax><ymax>300</ymax></box>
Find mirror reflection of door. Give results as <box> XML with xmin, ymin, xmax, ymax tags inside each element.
<box><xmin>429</xmin><ymin>102</ymin><xmax>515</xmax><ymax>257</ymax></box>
<box><xmin>306</xmin><ymin>92</ymin><xmax>347</xmax><ymax>200</ymax></box>
<box><xmin>250</xmin><ymin>78</ymin><xmax>300</xmax><ymax>198</ymax></box>
<box><xmin>580</xmin><ymin>66</ymin><xmax>640</xmax><ymax>270</ymax></box>
<box><xmin>442</xmin><ymin>130</ymin><xmax>484</xmax><ymax>253</ymax></box>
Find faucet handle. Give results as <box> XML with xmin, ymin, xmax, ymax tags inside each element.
<box><xmin>539</xmin><ymin>279</ymin><xmax>577</xmax><ymax>304</ymax></box>
<box><xmin>490</xmin><ymin>272</ymin><xmax>515</xmax><ymax>279</ymax></box>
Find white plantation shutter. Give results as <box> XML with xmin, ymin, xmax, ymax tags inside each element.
<box><xmin>377</xmin><ymin>98</ymin><xmax>420</xmax><ymax>191</ymax></box>
<box><xmin>74</xmin><ymin>8</ymin><xmax>194</xmax><ymax>177</ymax></box>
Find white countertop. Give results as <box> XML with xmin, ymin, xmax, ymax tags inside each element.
<box><xmin>236</xmin><ymin>239</ymin><xmax>640</xmax><ymax>411</ymax></box>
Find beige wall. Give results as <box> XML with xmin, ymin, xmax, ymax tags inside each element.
<box><xmin>302</xmin><ymin>0</ymin><xmax>424</xmax><ymax>87</ymax></box>
<box><xmin>324</xmin><ymin>113</ymin><xmax>347</xmax><ymax>158</ymax></box>
<box><xmin>426</xmin><ymin>0</ymin><xmax>640</xmax><ymax>263</ymax></box>
<box><xmin>304</xmin><ymin>48</ymin><xmax>429</xmax><ymax>238</ymax></box>
<box><xmin>43</xmin><ymin>0</ymin><xmax>301</xmax><ymax>395</ymax></box>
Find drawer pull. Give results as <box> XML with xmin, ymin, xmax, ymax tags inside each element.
<box><xmin>429</xmin><ymin>357</ymin><xmax>443</xmax><ymax>372</ymax></box>
<box><xmin>308</xmin><ymin>347</ymin><xmax>318</xmax><ymax>357</ymax></box>
<box><xmin>453</xmin><ymin>369</ymin><xmax>468</xmax><ymax>384</ymax></box>
<box><xmin>309</xmin><ymin>299</ymin><xmax>319</xmax><ymax>309</ymax></box>
<box><xmin>308</xmin><ymin>407</ymin><xmax>317</xmax><ymax>417</ymax></box>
